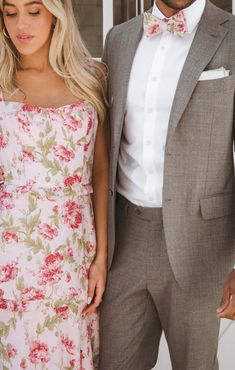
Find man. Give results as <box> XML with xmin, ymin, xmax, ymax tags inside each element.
<box><xmin>100</xmin><ymin>1</ymin><xmax>235</xmax><ymax>369</ymax></box>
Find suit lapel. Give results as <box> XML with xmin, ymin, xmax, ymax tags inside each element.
<box><xmin>167</xmin><ymin>1</ymin><xmax>230</xmax><ymax>141</ymax></box>
<box><xmin>114</xmin><ymin>15</ymin><xmax>144</xmax><ymax>140</ymax></box>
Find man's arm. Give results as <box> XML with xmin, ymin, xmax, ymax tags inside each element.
<box><xmin>101</xmin><ymin>28</ymin><xmax>114</xmax><ymax>151</ymax></box>
<box><xmin>217</xmin><ymin>94</ymin><xmax>235</xmax><ymax>320</ymax></box>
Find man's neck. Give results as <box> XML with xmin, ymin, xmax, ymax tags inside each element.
<box><xmin>155</xmin><ymin>0</ymin><xmax>179</xmax><ymax>17</ymax></box>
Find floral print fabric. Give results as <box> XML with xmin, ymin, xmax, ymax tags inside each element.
<box><xmin>143</xmin><ymin>11</ymin><xmax>188</xmax><ymax>38</ymax></box>
<box><xmin>0</xmin><ymin>95</ymin><xmax>99</xmax><ymax>369</ymax></box>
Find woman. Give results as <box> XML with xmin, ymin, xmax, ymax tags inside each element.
<box><xmin>0</xmin><ymin>0</ymin><xmax>108</xmax><ymax>368</ymax></box>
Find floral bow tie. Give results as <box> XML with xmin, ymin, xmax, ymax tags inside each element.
<box><xmin>144</xmin><ymin>11</ymin><xmax>188</xmax><ymax>38</ymax></box>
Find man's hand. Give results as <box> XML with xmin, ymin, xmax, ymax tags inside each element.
<box><xmin>82</xmin><ymin>259</ymin><xmax>107</xmax><ymax>317</ymax></box>
<box><xmin>217</xmin><ymin>270</ymin><xmax>235</xmax><ymax>320</ymax></box>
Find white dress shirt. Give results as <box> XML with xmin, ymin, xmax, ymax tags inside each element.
<box><xmin>117</xmin><ymin>0</ymin><xmax>206</xmax><ymax>207</ymax></box>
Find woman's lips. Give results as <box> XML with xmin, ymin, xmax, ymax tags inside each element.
<box><xmin>16</xmin><ymin>34</ymin><xmax>34</xmax><ymax>42</ymax></box>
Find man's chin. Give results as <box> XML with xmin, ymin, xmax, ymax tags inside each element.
<box><xmin>157</xmin><ymin>0</ymin><xmax>196</xmax><ymax>11</ymax></box>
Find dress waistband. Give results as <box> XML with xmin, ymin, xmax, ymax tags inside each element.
<box><xmin>0</xmin><ymin>182</ymin><xmax>93</xmax><ymax>197</ymax></box>
<box><xmin>0</xmin><ymin>296</ymin><xmax>86</xmax><ymax>313</ymax></box>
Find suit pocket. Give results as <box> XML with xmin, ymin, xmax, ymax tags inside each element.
<box><xmin>200</xmin><ymin>192</ymin><xmax>235</xmax><ymax>220</ymax></box>
<box><xmin>195</xmin><ymin>75</ymin><xmax>235</xmax><ymax>94</ymax></box>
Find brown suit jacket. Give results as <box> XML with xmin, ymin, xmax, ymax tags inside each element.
<box><xmin>103</xmin><ymin>1</ymin><xmax>235</xmax><ymax>291</ymax></box>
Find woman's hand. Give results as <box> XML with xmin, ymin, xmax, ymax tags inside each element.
<box><xmin>82</xmin><ymin>258</ymin><xmax>107</xmax><ymax>316</ymax></box>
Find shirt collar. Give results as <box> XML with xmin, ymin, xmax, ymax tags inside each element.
<box><xmin>152</xmin><ymin>0</ymin><xmax>206</xmax><ymax>34</ymax></box>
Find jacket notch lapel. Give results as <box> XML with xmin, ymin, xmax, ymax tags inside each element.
<box><xmin>114</xmin><ymin>15</ymin><xmax>144</xmax><ymax>140</ymax></box>
<box><xmin>166</xmin><ymin>2</ymin><xmax>230</xmax><ymax>141</ymax></box>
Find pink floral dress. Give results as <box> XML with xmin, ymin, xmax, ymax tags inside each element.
<box><xmin>0</xmin><ymin>92</ymin><xmax>99</xmax><ymax>370</ymax></box>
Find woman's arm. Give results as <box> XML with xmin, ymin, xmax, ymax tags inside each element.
<box><xmin>83</xmin><ymin>117</ymin><xmax>109</xmax><ymax>316</ymax></box>
<box><xmin>91</xmin><ymin>118</ymin><xmax>109</xmax><ymax>265</ymax></box>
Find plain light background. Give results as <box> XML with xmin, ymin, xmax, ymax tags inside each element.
<box><xmin>152</xmin><ymin>320</ymin><xmax>235</xmax><ymax>369</ymax></box>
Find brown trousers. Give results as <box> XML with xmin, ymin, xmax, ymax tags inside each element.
<box><xmin>99</xmin><ymin>194</ymin><xmax>221</xmax><ymax>370</ymax></box>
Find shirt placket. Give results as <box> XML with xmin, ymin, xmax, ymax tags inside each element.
<box><xmin>143</xmin><ymin>33</ymin><xmax>172</xmax><ymax>203</ymax></box>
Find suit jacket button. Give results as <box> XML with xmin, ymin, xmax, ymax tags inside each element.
<box><xmin>109</xmin><ymin>189</ymin><xmax>114</xmax><ymax>196</ymax></box>
<box><xmin>110</xmin><ymin>96</ymin><xmax>114</xmax><ymax>107</ymax></box>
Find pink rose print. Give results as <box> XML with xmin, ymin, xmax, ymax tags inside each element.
<box><xmin>0</xmin><ymin>261</ymin><xmax>19</xmax><ymax>283</ymax></box>
<box><xmin>29</xmin><ymin>341</ymin><xmax>50</xmax><ymax>364</ymax></box>
<box><xmin>16</xmin><ymin>178</ymin><xmax>36</xmax><ymax>195</ymax></box>
<box><xmin>45</xmin><ymin>252</ymin><xmax>64</xmax><ymax>267</ymax></box>
<box><xmin>64</xmin><ymin>174</ymin><xmax>82</xmax><ymax>187</ymax></box>
<box><xmin>22</xmin><ymin>103</ymin><xmax>41</xmax><ymax>113</ymax></box>
<box><xmin>86</xmin><ymin>243</ymin><xmax>95</xmax><ymax>255</ymax></box>
<box><xmin>70</xmin><ymin>359</ymin><xmax>76</xmax><ymax>367</ymax></box>
<box><xmin>53</xmin><ymin>145</ymin><xmax>75</xmax><ymax>162</ymax></box>
<box><xmin>66</xmin><ymin>272</ymin><xmax>71</xmax><ymax>283</ymax></box>
<box><xmin>149</xmin><ymin>24</ymin><xmax>160</xmax><ymax>36</ymax></box>
<box><xmin>21</xmin><ymin>286</ymin><xmax>45</xmax><ymax>301</ymax></box>
<box><xmin>167</xmin><ymin>13</ymin><xmax>187</xmax><ymax>36</ymax></box>
<box><xmin>84</xmin><ymin>143</ymin><xmax>89</xmax><ymax>152</ymax></box>
<box><xmin>22</xmin><ymin>148</ymin><xmax>35</xmax><ymax>162</ymax></box>
<box><xmin>38</xmin><ymin>252</ymin><xmax>64</xmax><ymax>286</ymax></box>
<box><xmin>61</xmin><ymin>335</ymin><xmax>75</xmax><ymax>355</ymax></box>
<box><xmin>81</xmin><ymin>265</ymin><xmax>89</xmax><ymax>279</ymax></box>
<box><xmin>63</xmin><ymin>115</ymin><xmax>82</xmax><ymax>131</ymax></box>
<box><xmin>68</xmin><ymin>287</ymin><xmax>80</xmax><ymax>297</ymax></box>
<box><xmin>175</xmin><ymin>23</ymin><xmax>186</xmax><ymax>33</ymax></box>
<box><xmin>10</xmin><ymin>300</ymin><xmax>27</xmax><ymax>312</ymax></box>
<box><xmin>7</xmin><ymin>344</ymin><xmax>18</xmax><ymax>359</ymax></box>
<box><xmin>54</xmin><ymin>305</ymin><xmax>70</xmax><ymax>320</ymax></box>
<box><xmin>0</xmin><ymin>191</ymin><xmax>14</xmax><ymax>210</ymax></box>
<box><xmin>66</xmin><ymin>247</ymin><xmax>74</xmax><ymax>257</ymax></box>
<box><xmin>0</xmin><ymin>131</ymin><xmax>9</xmax><ymax>149</ymax></box>
<box><xmin>0</xmin><ymin>93</ymin><xmax>99</xmax><ymax>366</ymax></box>
<box><xmin>0</xmin><ymin>298</ymin><xmax>27</xmax><ymax>312</ymax></box>
<box><xmin>20</xmin><ymin>359</ymin><xmax>27</xmax><ymax>369</ymax></box>
<box><xmin>0</xmin><ymin>299</ymin><xmax>8</xmax><ymax>309</ymax></box>
<box><xmin>62</xmin><ymin>200</ymin><xmax>82</xmax><ymax>229</ymax></box>
<box><xmin>2</xmin><ymin>230</ymin><xmax>19</xmax><ymax>244</ymax></box>
<box><xmin>53</xmin><ymin>205</ymin><xmax>59</xmax><ymax>213</ymax></box>
<box><xmin>37</xmin><ymin>223</ymin><xmax>58</xmax><ymax>240</ymax></box>
<box><xmin>18</xmin><ymin>115</ymin><xmax>31</xmax><ymax>133</ymax></box>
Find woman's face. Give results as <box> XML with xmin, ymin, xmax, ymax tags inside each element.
<box><xmin>2</xmin><ymin>0</ymin><xmax>54</xmax><ymax>57</ymax></box>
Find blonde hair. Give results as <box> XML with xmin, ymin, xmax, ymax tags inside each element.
<box><xmin>0</xmin><ymin>0</ymin><xmax>106</xmax><ymax>123</ymax></box>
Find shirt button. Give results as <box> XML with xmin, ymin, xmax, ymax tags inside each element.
<box><xmin>148</xmin><ymin>108</ymin><xmax>153</xmax><ymax>113</ymax></box>
<box><xmin>152</xmin><ymin>76</ymin><xmax>158</xmax><ymax>81</ymax></box>
<box><xmin>161</xmin><ymin>45</ymin><xmax>166</xmax><ymax>51</ymax></box>
<box><xmin>146</xmin><ymin>140</ymin><xmax>152</xmax><ymax>145</ymax></box>
<box><xmin>148</xmin><ymin>169</ymin><xmax>154</xmax><ymax>174</ymax></box>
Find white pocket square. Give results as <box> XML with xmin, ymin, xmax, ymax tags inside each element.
<box><xmin>199</xmin><ymin>67</ymin><xmax>230</xmax><ymax>81</ymax></box>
